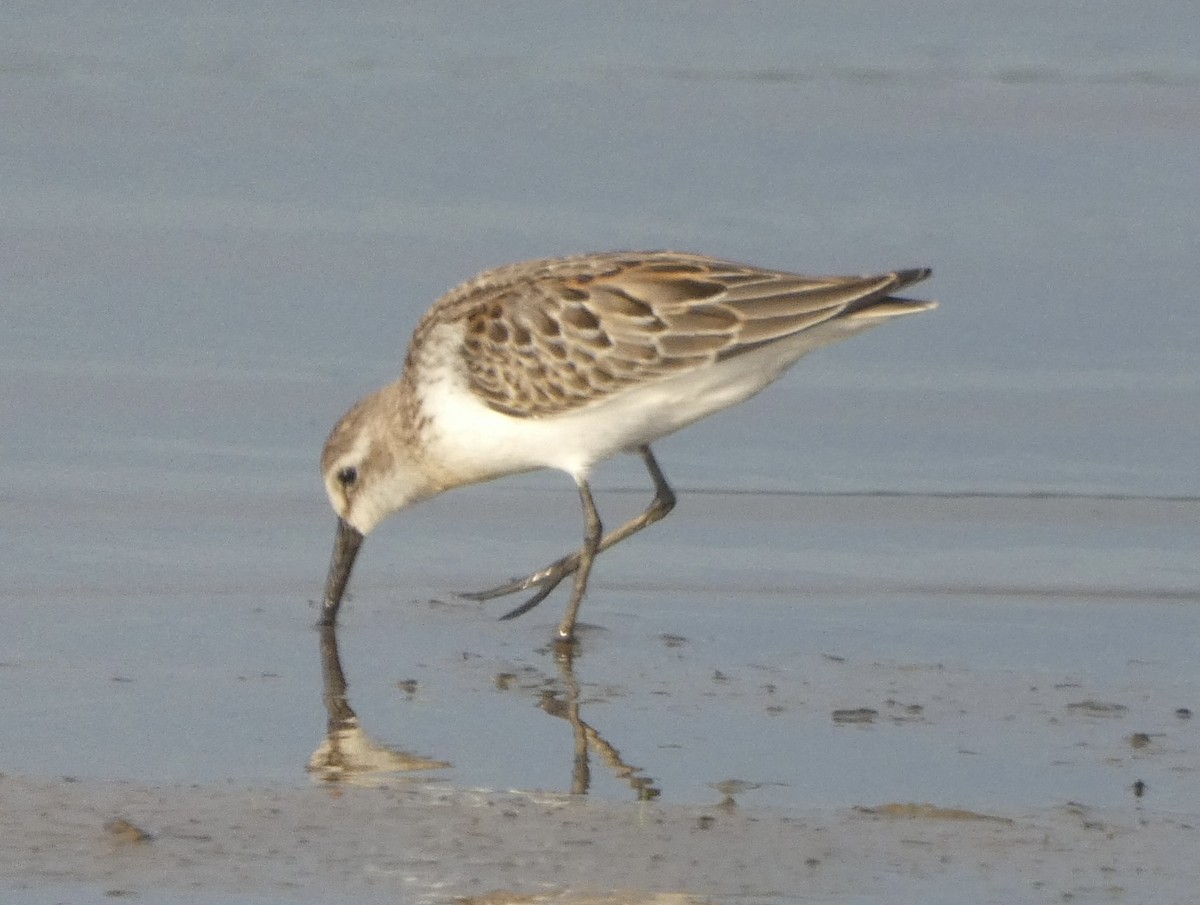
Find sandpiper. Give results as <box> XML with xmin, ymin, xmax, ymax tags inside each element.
<box><xmin>319</xmin><ymin>251</ymin><xmax>935</xmax><ymax>642</ymax></box>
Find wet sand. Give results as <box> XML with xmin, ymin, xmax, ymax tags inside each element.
<box><xmin>4</xmin><ymin>754</ymin><xmax>1195</xmax><ymax>904</ymax></box>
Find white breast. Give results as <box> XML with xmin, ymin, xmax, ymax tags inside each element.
<box><xmin>413</xmin><ymin>316</ymin><xmax>876</xmax><ymax>485</ymax></box>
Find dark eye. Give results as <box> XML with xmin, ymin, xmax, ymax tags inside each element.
<box><xmin>336</xmin><ymin>465</ymin><xmax>358</xmax><ymax>487</ymax></box>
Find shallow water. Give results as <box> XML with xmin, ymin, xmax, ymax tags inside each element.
<box><xmin>7</xmin><ymin>486</ymin><xmax>1198</xmax><ymax>806</ymax></box>
<box><xmin>3</xmin><ymin>2</ymin><xmax>1199</xmax><ymax>902</ymax></box>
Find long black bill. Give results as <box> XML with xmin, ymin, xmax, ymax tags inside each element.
<box><xmin>319</xmin><ymin>518</ymin><xmax>364</xmax><ymax>626</ymax></box>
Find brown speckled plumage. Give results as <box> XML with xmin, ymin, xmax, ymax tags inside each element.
<box><xmin>404</xmin><ymin>251</ymin><xmax>931</xmax><ymax>418</ymax></box>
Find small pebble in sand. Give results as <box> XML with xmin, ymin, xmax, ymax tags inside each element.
<box><xmin>832</xmin><ymin>708</ymin><xmax>878</xmax><ymax>724</ymax></box>
<box><xmin>1066</xmin><ymin>700</ymin><xmax>1128</xmax><ymax>716</ymax></box>
<box><xmin>104</xmin><ymin>818</ymin><xmax>151</xmax><ymax>845</ymax></box>
<box><xmin>396</xmin><ymin>678</ymin><xmax>419</xmax><ymax>695</ymax></box>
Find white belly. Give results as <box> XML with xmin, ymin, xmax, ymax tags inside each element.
<box><xmin>416</xmin><ymin>316</ymin><xmax>876</xmax><ymax>485</ymax></box>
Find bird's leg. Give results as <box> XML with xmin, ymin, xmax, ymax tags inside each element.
<box><xmin>460</xmin><ymin>445</ymin><xmax>677</xmax><ymax>615</ymax></box>
<box><xmin>554</xmin><ymin>478</ymin><xmax>603</xmax><ymax>643</ymax></box>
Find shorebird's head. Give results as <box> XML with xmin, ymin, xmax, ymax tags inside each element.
<box><xmin>317</xmin><ymin>390</ymin><xmax>435</xmax><ymax>625</ymax></box>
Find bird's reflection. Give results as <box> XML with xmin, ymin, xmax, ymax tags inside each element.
<box><xmin>308</xmin><ymin>624</ymin><xmax>450</xmax><ymax>783</ymax></box>
<box><xmin>533</xmin><ymin>648</ymin><xmax>661</xmax><ymax>800</ymax></box>
<box><xmin>310</xmin><ymin>624</ymin><xmax>659</xmax><ymax>798</ymax></box>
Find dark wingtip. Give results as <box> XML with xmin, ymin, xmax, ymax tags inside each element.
<box><xmin>892</xmin><ymin>267</ymin><xmax>933</xmax><ymax>287</ymax></box>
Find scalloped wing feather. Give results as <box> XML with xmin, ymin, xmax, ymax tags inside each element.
<box><xmin>407</xmin><ymin>252</ymin><xmax>932</xmax><ymax>418</ymax></box>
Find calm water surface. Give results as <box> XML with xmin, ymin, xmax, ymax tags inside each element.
<box><xmin>2</xmin><ymin>0</ymin><xmax>1197</xmax><ymax>820</ymax></box>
